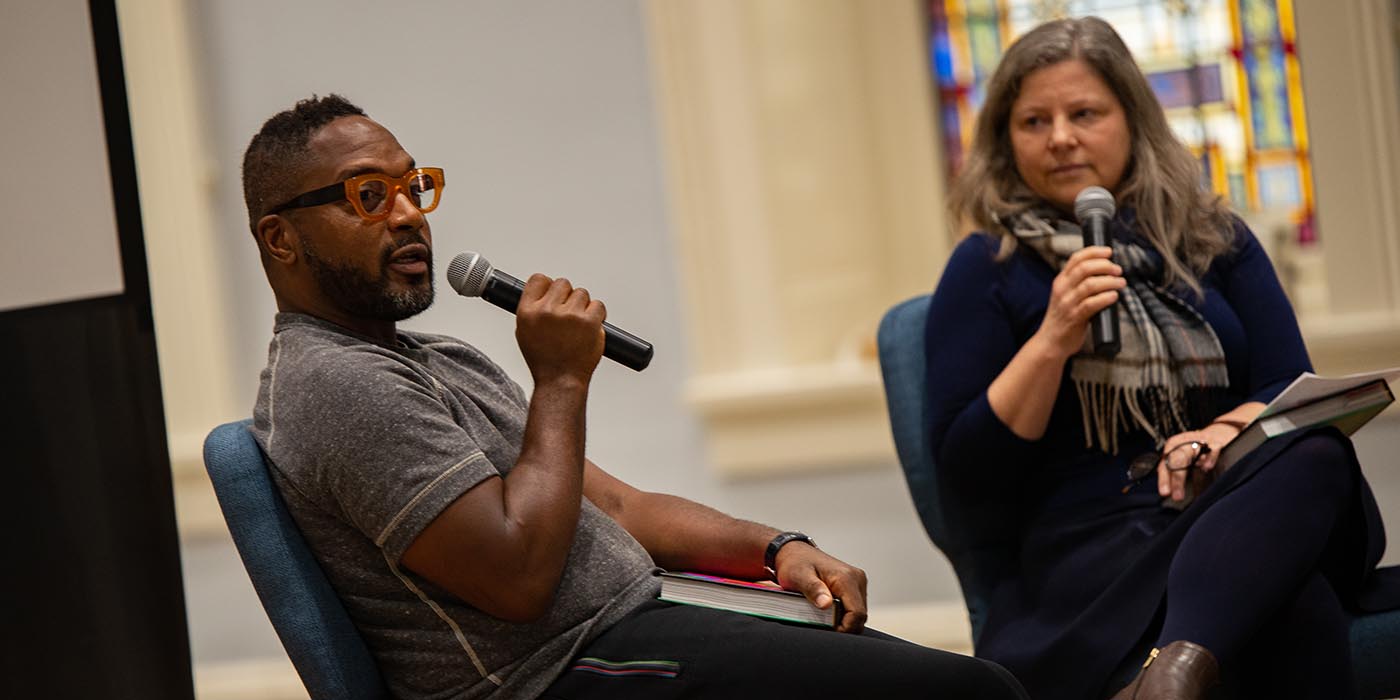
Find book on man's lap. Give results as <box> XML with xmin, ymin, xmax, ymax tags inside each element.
<box><xmin>1217</xmin><ymin>367</ymin><xmax>1399</xmax><ymax>472</ymax></box>
<box><xmin>656</xmin><ymin>571</ymin><xmax>841</xmax><ymax>628</ymax></box>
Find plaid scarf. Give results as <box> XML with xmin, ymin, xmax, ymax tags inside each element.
<box><xmin>1008</xmin><ymin>209</ymin><xmax>1229</xmax><ymax>454</ymax></box>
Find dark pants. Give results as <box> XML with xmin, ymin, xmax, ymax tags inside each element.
<box><xmin>540</xmin><ymin>599</ymin><xmax>1027</xmax><ymax>699</ymax></box>
<box><xmin>1153</xmin><ymin>432</ymin><xmax>1360</xmax><ymax>698</ymax></box>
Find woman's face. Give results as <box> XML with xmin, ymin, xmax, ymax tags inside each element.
<box><xmin>1009</xmin><ymin>59</ymin><xmax>1132</xmax><ymax>213</ymax></box>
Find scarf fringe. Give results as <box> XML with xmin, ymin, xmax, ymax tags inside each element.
<box><xmin>1075</xmin><ymin>379</ymin><xmax>1205</xmax><ymax>454</ymax></box>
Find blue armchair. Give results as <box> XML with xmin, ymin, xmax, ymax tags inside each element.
<box><xmin>202</xmin><ymin>420</ymin><xmax>390</xmax><ymax>700</ymax></box>
<box><xmin>876</xmin><ymin>293</ymin><xmax>1400</xmax><ymax>698</ymax></box>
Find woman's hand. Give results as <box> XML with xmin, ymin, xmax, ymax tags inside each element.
<box><xmin>1155</xmin><ymin>422</ymin><xmax>1245</xmax><ymax>502</ymax></box>
<box><xmin>989</xmin><ymin>245</ymin><xmax>1125</xmax><ymax>441</ymax></box>
<box><xmin>1034</xmin><ymin>246</ymin><xmax>1126</xmax><ymax>359</ymax></box>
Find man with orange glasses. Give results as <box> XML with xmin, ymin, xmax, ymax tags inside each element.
<box><xmin>241</xmin><ymin>94</ymin><xmax>1025</xmax><ymax>700</ymax></box>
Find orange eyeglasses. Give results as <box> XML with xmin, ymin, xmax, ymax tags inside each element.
<box><xmin>268</xmin><ymin>167</ymin><xmax>445</xmax><ymax>222</ymax></box>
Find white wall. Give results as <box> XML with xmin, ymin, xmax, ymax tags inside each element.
<box><xmin>187</xmin><ymin>0</ymin><xmax>959</xmax><ymax>606</ymax></box>
<box><xmin>1</xmin><ymin>0</ymin><xmax>124</xmax><ymax>312</ymax></box>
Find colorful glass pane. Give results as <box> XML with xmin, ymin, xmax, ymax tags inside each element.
<box><xmin>928</xmin><ymin>0</ymin><xmax>1317</xmax><ymax>240</ymax></box>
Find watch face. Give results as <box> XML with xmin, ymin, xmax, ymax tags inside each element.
<box><xmin>765</xmin><ymin>532</ymin><xmax>815</xmax><ymax>581</ymax></box>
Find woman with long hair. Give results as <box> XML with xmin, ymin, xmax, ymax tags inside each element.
<box><xmin>925</xmin><ymin>16</ymin><xmax>1397</xmax><ymax>698</ymax></box>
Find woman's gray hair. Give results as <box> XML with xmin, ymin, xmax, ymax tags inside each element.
<box><xmin>948</xmin><ymin>16</ymin><xmax>1234</xmax><ymax>294</ymax></box>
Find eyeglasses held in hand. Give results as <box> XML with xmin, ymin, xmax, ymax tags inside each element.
<box><xmin>267</xmin><ymin>167</ymin><xmax>445</xmax><ymax>222</ymax></box>
<box><xmin>1122</xmin><ymin>440</ymin><xmax>1211</xmax><ymax>494</ymax></box>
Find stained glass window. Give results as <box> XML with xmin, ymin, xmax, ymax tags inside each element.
<box><xmin>929</xmin><ymin>0</ymin><xmax>1316</xmax><ymax>242</ymax></box>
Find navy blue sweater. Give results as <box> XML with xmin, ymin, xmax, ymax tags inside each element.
<box><xmin>924</xmin><ymin>219</ymin><xmax>1310</xmax><ymax>511</ymax></box>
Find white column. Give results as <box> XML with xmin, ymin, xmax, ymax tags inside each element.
<box><xmin>1294</xmin><ymin>0</ymin><xmax>1400</xmax><ymax>374</ymax></box>
<box><xmin>115</xmin><ymin>0</ymin><xmax>242</xmax><ymax>481</ymax></box>
<box><xmin>646</xmin><ymin>0</ymin><xmax>949</xmax><ymax>474</ymax></box>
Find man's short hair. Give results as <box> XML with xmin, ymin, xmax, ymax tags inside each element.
<box><xmin>242</xmin><ymin>94</ymin><xmax>366</xmax><ymax>233</ymax></box>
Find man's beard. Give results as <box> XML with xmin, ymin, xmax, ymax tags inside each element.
<box><xmin>300</xmin><ymin>235</ymin><xmax>435</xmax><ymax>322</ymax></box>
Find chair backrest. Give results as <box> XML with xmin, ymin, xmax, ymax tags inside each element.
<box><xmin>202</xmin><ymin>420</ymin><xmax>389</xmax><ymax>700</ymax></box>
<box><xmin>876</xmin><ymin>294</ymin><xmax>1018</xmax><ymax>644</ymax></box>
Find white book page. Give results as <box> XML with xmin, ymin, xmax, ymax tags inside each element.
<box><xmin>1257</xmin><ymin>367</ymin><xmax>1400</xmax><ymax>418</ymax></box>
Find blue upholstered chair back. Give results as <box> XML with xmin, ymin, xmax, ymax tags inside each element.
<box><xmin>203</xmin><ymin>420</ymin><xmax>389</xmax><ymax>700</ymax></box>
<box><xmin>875</xmin><ymin>294</ymin><xmax>1400</xmax><ymax>697</ymax></box>
<box><xmin>876</xmin><ymin>294</ymin><xmax>1019</xmax><ymax>644</ymax></box>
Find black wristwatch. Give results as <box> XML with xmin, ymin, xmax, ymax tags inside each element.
<box><xmin>763</xmin><ymin>531</ymin><xmax>817</xmax><ymax>582</ymax></box>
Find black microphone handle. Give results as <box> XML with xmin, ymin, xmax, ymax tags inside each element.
<box><xmin>1082</xmin><ymin>216</ymin><xmax>1121</xmax><ymax>357</ymax></box>
<box><xmin>480</xmin><ymin>272</ymin><xmax>655</xmax><ymax>371</ymax></box>
<box><xmin>1093</xmin><ymin>293</ymin><xmax>1121</xmax><ymax>356</ymax></box>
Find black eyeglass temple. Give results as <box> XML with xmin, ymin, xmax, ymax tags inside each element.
<box><xmin>267</xmin><ymin>180</ymin><xmax>346</xmax><ymax>215</ymax></box>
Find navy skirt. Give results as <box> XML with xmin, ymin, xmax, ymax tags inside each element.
<box><xmin>975</xmin><ymin>428</ymin><xmax>1396</xmax><ymax>700</ymax></box>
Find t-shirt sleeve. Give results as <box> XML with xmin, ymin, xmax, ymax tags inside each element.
<box><xmin>1217</xmin><ymin>222</ymin><xmax>1313</xmax><ymax>404</ymax></box>
<box><xmin>265</xmin><ymin>345</ymin><xmax>499</xmax><ymax>562</ymax></box>
<box><xmin>925</xmin><ymin>235</ymin><xmax>1040</xmax><ymax>478</ymax></box>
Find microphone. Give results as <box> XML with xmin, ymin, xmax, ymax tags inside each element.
<box><xmin>445</xmin><ymin>251</ymin><xmax>654</xmax><ymax>371</ymax></box>
<box><xmin>1073</xmin><ymin>186</ymin><xmax>1120</xmax><ymax>357</ymax></box>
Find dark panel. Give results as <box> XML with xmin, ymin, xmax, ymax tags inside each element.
<box><xmin>90</xmin><ymin>0</ymin><xmax>151</xmax><ymax>323</ymax></box>
<box><xmin>0</xmin><ymin>298</ymin><xmax>192</xmax><ymax>698</ymax></box>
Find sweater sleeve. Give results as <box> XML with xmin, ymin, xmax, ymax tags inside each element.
<box><xmin>925</xmin><ymin>235</ymin><xmax>1041</xmax><ymax>480</ymax></box>
<box><xmin>1216</xmin><ymin>223</ymin><xmax>1313</xmax><ymax>405</ymax></box>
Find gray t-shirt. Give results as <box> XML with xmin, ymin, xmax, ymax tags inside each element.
<box><xmin>250</xmin><ymin>313</ymin><xmax>659</xmax><ymax>700</ymax></box>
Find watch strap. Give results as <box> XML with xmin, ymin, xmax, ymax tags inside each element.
<box><xmin>763</xmin><ymin>531</ymin><xmax>816</xmax><ymax>581</ymax></box>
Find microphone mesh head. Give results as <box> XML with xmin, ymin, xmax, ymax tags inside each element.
<box><xmin>446</xmin><ymin>252</ymin><xmax>492</xmax><ymax>296</ymax></box>
<box><xmin>1073</xmin><ymin>186</ymin><xmax>1116</xmax><ymax>223</ymax></box>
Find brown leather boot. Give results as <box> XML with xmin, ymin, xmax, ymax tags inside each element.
<box><xmin>1109</xmin><ymin>640</ymin><xmax>1219</xmax><ymax>699</ymax></box>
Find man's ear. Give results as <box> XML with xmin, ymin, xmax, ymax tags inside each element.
<box><xmin>256</xmin><ymin>214</ymin><xmax>298</xmax><ymax>265</ymax></box>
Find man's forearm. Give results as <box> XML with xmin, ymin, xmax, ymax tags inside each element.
<box><xmin>584</xmin><ymin>463</ymin><xmax>869</xmax><ymax>631</ymax></box>
<box><xmin>620</xmin><ymin>492</ymin><xmax>778</xmax><ymax>579</ymax></box>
